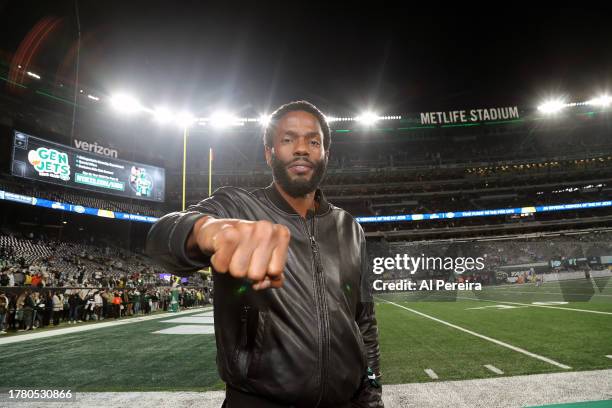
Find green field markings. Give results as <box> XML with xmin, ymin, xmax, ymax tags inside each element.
<box><xmin>376</xmin><ymin>303</ymin><xmax>566</xmax><ymax>384</ymax></box>
<box><xmin>154</xmin><ymin>324</ymin><xmax>216</xmax><ymax>334</ymax></box>
<box><xmin>159</xmin><ymin>316</ymin><xmax>215</xmax><ymax>324</ymax></box>
<box><xmin>0</xmin><ymin>309</ymin><xmax>222</xmax><ymax>391</ymax></box>
<box><xmin>155</xmin><ymin>310</ymin><xmax>216</xmax><ymax>334</ymax></box>
<box><xmin>382</xmin><ymin>299</ymin><xmax>572</xmax><ymax>369</ymax></box>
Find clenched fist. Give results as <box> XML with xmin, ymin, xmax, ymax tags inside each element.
<box><xmin>187</xmin><ymin>216</ymin><xmax>291</xmax><ymax>290</ymax></box>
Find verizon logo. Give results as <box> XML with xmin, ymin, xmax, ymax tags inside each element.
<box><xmin>74</xmin><ymin>139</ymin><xmax>118</xmax><ymax>158</ymax></box>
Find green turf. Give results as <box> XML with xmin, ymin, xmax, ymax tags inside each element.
<box><xmin>0</xmin><ymin>278</ymin><xmax>609</xmax><ymax>391</ymax></box>
<box><xmin>377</xmin><ymin>302</ymin><xmax>566</xmax><ymax>384</ymax></box>
<box><xmin>375</xmin><ymin>277</ymin><xmax>612</xmax><ymax>384</ymax></box>
<box><xmin>0</xmin><ymin>310</ymin><xmax>224</xmax><ymax>392</ymax></box>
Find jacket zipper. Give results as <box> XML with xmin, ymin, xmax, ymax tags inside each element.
<box><xmin>302</xmin><ymin>214</ymin><xmax>329</xmax><ymax>408</ymax></box>
<box><xmin>240</xmin><ymin>305</ymin><xmax>250</xmax><ymax>348</ymax></box>
<box><xmin>234</xmin><ymin>305</ymin><xmax>250</xmax><ymax>380</ymax></box>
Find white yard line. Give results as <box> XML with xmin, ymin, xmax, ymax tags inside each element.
<box><xmin>455</xmin><ymin>296</ymin><xmax>612</xmax><ymax>315</ymax></box>
<box><xmin>0</xmin><ymin>307</ymin><xmax>211</xmax><ymax>345</ymax></box>
<box><xmin>381</xmin><ymin>300</ymin><xmax>572</xmax><ymax>369</ymax></box>
<box><xmin>484</xmin><ymin>364</ymin><xmax>504</xmax><ymax>375</ymax></box>
<box><xmin>424</xmin><ymin>369</ymin><xmax>439</xmax><ymax>380</ymax></box>
<box><xmin>482</xmin><ymin>290</ymin><xmax>612</xmax><ymax>298</ymax></box>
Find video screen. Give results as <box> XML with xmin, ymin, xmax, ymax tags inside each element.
<box><xmin>11</xmin><ymin>130</ymin><xmax>165</xmax><ymax>202</ymax></box>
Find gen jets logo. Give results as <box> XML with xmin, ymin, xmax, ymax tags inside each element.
<box><xmin>28</xmin><ymin>147</ymin><xmax>71</xmax><ymax>181</ymax></box>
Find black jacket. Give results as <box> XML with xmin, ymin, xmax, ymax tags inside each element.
<box><xmin>146</xmin><ymin>184</ymin><xmax>382</xmax><ymax>407</ymax></box>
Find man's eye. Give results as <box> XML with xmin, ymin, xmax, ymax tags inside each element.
<box><xmin>311</xmin><ymin>140</ymin><xmax>321</xmax><ymax>146</ymax></box>
<box><xmin>282</xmin><ymin>138</ymin><xmax>292</xmax><ymax>143</ymax></box>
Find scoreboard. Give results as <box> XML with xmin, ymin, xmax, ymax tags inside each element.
<box><xmin>11</xmin><ymin>130</ymin><xmax>165</xmax><ymax>202</ymax></box>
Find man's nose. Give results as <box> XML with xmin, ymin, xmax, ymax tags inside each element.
<box><xmin>293</xmin><ymin>137</ymin><xmax>310</xmax><ymax>156</ymax></box>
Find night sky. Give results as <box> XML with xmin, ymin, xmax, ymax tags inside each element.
<box><xmin>1</xmin><ymin>2</ymin><xmax>612</xmax><ymax>117</ymax></box>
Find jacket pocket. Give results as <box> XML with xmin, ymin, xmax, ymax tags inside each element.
<box><xmin>354</xmin><ymin>321</ymin><xmax>367</xmax><ymax>370</ymax></box>
<box><xmin>247</xmin><ymin>310</ymin><xmax>267</xmax><ymax>379</ymax></box>
<box><xmin>232</xmin><ymin>306</ymin><xmax>266</xmax><ymax>382</ymax></box>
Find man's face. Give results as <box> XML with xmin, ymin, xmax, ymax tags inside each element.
<box><xmin>265</xmin><ymin>110</ymin><xmax>328</xmax><ymax>198</ymax></box>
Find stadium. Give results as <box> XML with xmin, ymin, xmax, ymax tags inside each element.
<box><xmin>0</xmin><ymin>4</ymin><xmax>611</xmax><ymax>408</ymax></box>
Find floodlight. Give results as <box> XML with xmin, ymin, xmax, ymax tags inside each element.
<box><xmin>357</xmin><ymin>111</ymin><xmax>379</xmax><ymax>125</ymax></box>
<box><xmin>587</xmin><ymin>95</ymin><xmax>612</xmax><ymax>107</ymax></box>
<box><xmin>110</xmin><ymin>93</ymin><xmax>142</xmax><ymax>114</ymax></box>
<box><xmin>537</xmin><ymin>100</ymin><xmax>566</xmax><ymax>114</ymax></box>
<box><xmin>259</xmin><ymin>114</ymin><xmax>271</xmax><ymax>126</ymax></box>
<box><xmin>175</xmin><ymin>112</ymin><xmax>196</xmax><ymax>128</ymax></box>
<box><xmin>153</xmin><ymin>107</ymin><xmax>175</xmax><ymax>124</ymax></box>
<box><xmin>210</xmin><ymin>111</ymin><xmax>239</xmax><ymax>128</ymax></box>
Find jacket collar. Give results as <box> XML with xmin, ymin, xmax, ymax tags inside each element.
<box><xmin>264</xmin><ymin>182</ymin><xmax>330</xmax><ymax>217</ymax></box>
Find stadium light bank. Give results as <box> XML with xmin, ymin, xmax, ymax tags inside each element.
<box><xmin>537</xmin><ymin>94</ymin><xmax>612</xmax><ymax>114</ymax></box>
<box><xmin>106</xmin><ymin>91</ymin><xmax>611</xmax><ymax>126</ymax></box>
<box><xmin>106</xmin><ymin>92</ymin><xmax>405</xmax><ymax>128</ymax></box>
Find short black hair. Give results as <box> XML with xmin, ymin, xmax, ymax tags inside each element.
<box><xmin>263</xmin><ymin>100</ymin><xmax>331</xmax><ymax>151</ymax></box>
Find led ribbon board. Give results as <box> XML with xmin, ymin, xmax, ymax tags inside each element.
<box><xmin>356</xmin><ymin>201</ymin><xmax>612</xmax><ymax>223</ymax></box>
<box><xmin>0</xmin><ymin>190</ymin><xmax>159</xmax><ymax>224</ymax></box>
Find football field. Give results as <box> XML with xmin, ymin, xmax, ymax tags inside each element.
<box><xmin>376</xmin><ymin>276</ymin><xmax>612</xmax><ymax>384</ymax></box>
<box><xmin>0</xmin><ymin>277</ymin><xmax>610</xmax><ymax>406</ymax></box>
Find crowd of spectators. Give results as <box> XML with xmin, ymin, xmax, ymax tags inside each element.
<box><xmin>367</xmin><ymin>229</ymin><xmax>612</xmax><ymax>284</ymax></box>
<box><xmin>176</xmin><ymin>152</ymin><xmax>612</xmax><ymax>213</ymax></box>
<box><xmin>0</xmin><ymin>232</ymin><xmax>193</xmax><ymax>289</ymax></box>
<box><xmin>0</xmin><ymin>285</ymin><xmax>210</xmax><ymax>334</ymax></box>
<box><xmin>0</xmin><ymin>229</ymin><xmax>213</xmax><ymax>335</ymax></box>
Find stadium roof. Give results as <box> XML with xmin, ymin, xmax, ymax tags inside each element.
<box><xmin>0</xmin><ymin>4</ymin><xmax>611</xmax><ymax>115</ymax></box>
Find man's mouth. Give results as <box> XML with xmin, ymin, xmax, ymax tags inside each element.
<box><xmin>288</xmin><ymin>161</ymin><xmax>313</xmax><ymax>174</ymax></box>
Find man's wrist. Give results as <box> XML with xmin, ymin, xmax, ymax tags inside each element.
<box><xmin>185</xmin><ymin>215</ymin><xmax>212</xmax><ymax>259</ymax></box>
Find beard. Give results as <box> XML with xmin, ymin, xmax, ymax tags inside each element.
<box><xmin>271</xmin><ymin>153</ymin><xmax>327</xmax><ymax>198</ymax></box>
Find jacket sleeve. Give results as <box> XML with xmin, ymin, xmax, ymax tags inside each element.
<box><xmin>145</xmin><ymin>188</ymin><xmax>240</xmax><ymax>276</ymax></box>
<box><xmin>352</xmin><ymin>228</ymin><xmax>384</xmax><ymax>408</ymax></box>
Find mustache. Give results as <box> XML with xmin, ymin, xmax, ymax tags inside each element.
<box><xmin>287</xmin><ymin>157</ymin><xmax>315</xmax><ymax>166</ymax></box>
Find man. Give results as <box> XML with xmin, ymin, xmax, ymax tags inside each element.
<box><xmin>15</xmin><ymin>290</ymin><xmax>26</xmax><ymax>330</ymax></box>
<box><xmin>146</xmin><ymin>101</ymin><xmax>383</xmax><ymax>407</ymax></box>
<box><xmin>0</xmin><ymin>290</ymin><xmax>8</xmax><ymax>334</ymax></box>
<box><xmin>52</xmin><ymin>291</ymin><xmax>62</xmax><ymax>326</ymax></box>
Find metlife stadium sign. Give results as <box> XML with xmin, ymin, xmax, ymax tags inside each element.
<box><xmin>11</xmin><ymin>131</ymin><xmax>165</xmax><ymax>202</ymax></box>
<box><xmin>419</xmin><ymin>106</ymin><xmax>520</xmax><ymax>125</ymax></box>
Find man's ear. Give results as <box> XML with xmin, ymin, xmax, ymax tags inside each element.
<box><xmin>265</xmin><ymin>146</ymin><xmax>273</xmax><ymax>167</ymax></box>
